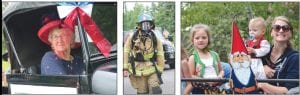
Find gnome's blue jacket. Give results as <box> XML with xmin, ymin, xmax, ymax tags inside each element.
<box><xmin>231</xmin><ymin>69</ymin><xmax>257</xmax><ymax>93</ymax></box>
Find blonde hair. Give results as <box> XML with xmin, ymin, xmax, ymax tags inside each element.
<box><xmin>190</xmin><ymin>24</ymin><xmax>211</xmax><ymax>52</ymax></box>
<box><xmin>249</xmin><ymin>17</ymin><xmax>266</xmax><ymax>32</ymax></box>
<box><xmin>271</xmin><ymin>16</ymin><xmax>293</xmax><ymax>47</ymax></box>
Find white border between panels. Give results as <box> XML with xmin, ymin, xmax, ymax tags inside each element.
<box><xmin>117</xmin><ymin>0</ymin><xmax>124</xmax><ymax>95</ymax></box>
<box><xmin>175</xmin><ymin>1</ymin><xmax>181</xmax><ymax>95</ymax></box>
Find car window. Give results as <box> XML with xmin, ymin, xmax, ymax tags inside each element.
<box><xmin>87</xmin><ymin>4</ymin><xmax>117</xmax><ymax>58</ymax></box>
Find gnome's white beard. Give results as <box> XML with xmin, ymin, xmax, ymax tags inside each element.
<box><xmin>232</xmin><ymin>61</ymin><xmax>251</xmax><ymax>85</ymax></box>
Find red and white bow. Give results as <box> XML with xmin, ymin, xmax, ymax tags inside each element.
<box><xmin>57</xmin><ymin>2</ymin><xmax>112</xmax><ymax>58</ymax></box>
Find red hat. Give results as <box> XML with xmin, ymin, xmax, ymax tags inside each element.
<box><xmin>38</xmin><ymin>20</ymin><xmax>63</xmax><ymax>45</ymax></box>
<box><xmin>231</xmin><ymin>21</ymin><xmax>247</xmax><ymax>54</ymax></box>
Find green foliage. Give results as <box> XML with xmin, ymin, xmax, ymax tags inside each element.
<box><xmin>92</xmin><ymin>4</ymin><xmax>117</xmax><ymax>44</ymax></box>
<box><xmin>152</xmin><ymin>3</ymin><xmax>175</xmax><ymax>35</ymax></box>
<box><xmin>124</xmin><ymin>3</ymin><xmax>145</xmax><ymax>31</ymax></box>
<box><xmin>181</xmin><ymin>2</ymin><xmax>299</xmax><ymax>62</ymax></box>
<box><xmin>124</xmin><ymin>2</ymin><xmax>175</xmax><ymax>37</ymax></box>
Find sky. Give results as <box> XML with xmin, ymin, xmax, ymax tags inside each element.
<box><xmin>124</xmin><ymin>2</ymin><xmax>153</xmax><ymax>11</ymax></box>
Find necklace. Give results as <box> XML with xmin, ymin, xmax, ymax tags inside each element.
<box><xmin>270</xmin><ymin>51</ymin><xmax>281</xmax><ymax>64</ymax></box>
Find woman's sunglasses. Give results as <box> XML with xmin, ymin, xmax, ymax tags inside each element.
<box><xmin>272</xmin><ymin>25</ymin><xmax>290</xmax><ymax>32</ymax></box>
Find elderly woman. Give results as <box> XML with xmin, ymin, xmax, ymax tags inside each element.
<box><xmin>258</xmin><ymin>16</ymin><xmax>299</xmax><ymax>93</ymax></box>
<box><xmin>38</xmin><ymin>20</ymin><xmax>84</xmax><ymax>75</ymax></box>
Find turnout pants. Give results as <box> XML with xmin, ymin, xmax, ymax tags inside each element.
<box><xmin>129</xmin><ymin>73</ymin><xmax>162</xmax><ymax>94</ymax></box>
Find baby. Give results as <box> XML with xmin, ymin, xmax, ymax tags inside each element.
<box><xmin>246</xmin><ymin>17</ymin><xmax>271</xmax><ymax>79</ymax></box>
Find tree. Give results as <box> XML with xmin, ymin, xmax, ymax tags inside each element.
<box><xmin>152</xmin><ymin>3</ymin><xmax>175</xmax><ymax>35</ymax></box>
<box><xmin>123</xmin><ymin>3</ymin><xmax>145</xmax><ymax>31</ymax></box>
<box><xmin>92</xmin><ymin>3</ymin><xmax>117</xmax><ymax>44</ymax></box>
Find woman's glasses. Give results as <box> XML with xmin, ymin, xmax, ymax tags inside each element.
<box><xmin>272</xmin><ymin>25</ymin><xmax>290</xmax><ymax>32</ymax></box>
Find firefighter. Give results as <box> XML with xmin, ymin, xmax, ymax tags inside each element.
<box><xmin>123</xmin><ymin>13</ymin><xmax>165</xmax><ymax>94</ymax></box>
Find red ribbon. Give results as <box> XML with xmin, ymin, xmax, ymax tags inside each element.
<box><xmin>64</xmin><ymin>7</ymin><xmax>112</xmax><ymax>58</ymax></box>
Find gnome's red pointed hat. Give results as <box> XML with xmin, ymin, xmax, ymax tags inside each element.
<box><xmin>231</xmin><ymin>21</ymin><xmax>248</xmax><ymax>54</ymax></box>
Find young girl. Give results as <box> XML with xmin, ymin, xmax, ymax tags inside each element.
<box><xmin>184</xmin><ymin>24</ymin><xmax>224</xmax><ymax>94</ymax></box>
